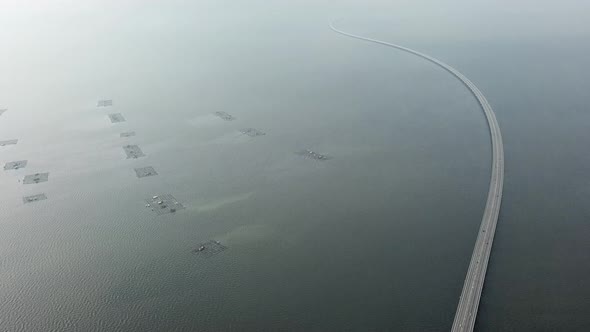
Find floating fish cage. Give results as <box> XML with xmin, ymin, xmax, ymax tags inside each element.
<box><xmin>123</xmin><ymin>145</ymin><xmax>145</xmax><ymax>159</ymax></box>
<box><xmin>120</xmin><ymin>131</ymin><xmax>136</xmax><ymax>138</ymax></box>
<box><xmin>145</xmin><ymin>194</ymin><xmax>185</xmax><ymax>216</ymax></box>
<box><xmin>134</xmin><ymin>166</ymin><xmax>158</xmax><ymax>178</ymax></box>
<box><xmin>23</xmin><ymin>172</ymin><xmax>49</xmax><ymax>184</ymax></box>
<box><xmin>23</xmin><ymin>193</ymin><xmax>47</xmax><ymax>204</ymax></box>
<box><xmin>214</xmin><ymin>111</ymin><xmax>235</xmax><ymax>121</ymax></box>
<box><xmin>108</xmin><ymin>113</ymin><xmax>125</xmax><ymax>123</ymax></box>
<box><xmin>240</xmin><ymin>128</ymin><xmax>266</xmax><ymax>137</ymax></box>
<box><xmin>4</xmin><ymin>160</ymin><xmax>27</xmax><ymax>171</ymax></box>
<box><xmin>97</xmin><ymin>100</ymin><xmax>113</xmax><ymax>107</ymax></box>
<box><xmin>0</xmin><ymin>139</ymin><xmax>18</xmax><ymax>146</ymax></box>
<box><xmin>193</xmin><ymin>240</ymin><xmax>228</xmax><ymax>258</ymax></box>
<box><xmin>296</xmin><ymin>149</ymin><xmax>331</xmax><ymax>161</ymax></box>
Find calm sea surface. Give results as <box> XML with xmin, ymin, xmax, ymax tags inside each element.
<box><xmin>1</xmin><ymin>1</ymin><xmax>589</xmax><ymax>331</ymax></box>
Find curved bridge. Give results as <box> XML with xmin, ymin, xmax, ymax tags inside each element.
<box><xmin>330</xmin><ymin>23</ymin><xmax>504</xmax><ymax>332</ymax></box>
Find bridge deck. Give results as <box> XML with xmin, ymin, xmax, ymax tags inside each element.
<box><xmin>331</xmin><ymin>23</ymin><xmax>504</xmax><ymax>332</ymax></box>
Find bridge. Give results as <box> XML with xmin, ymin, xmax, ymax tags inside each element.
<box><xmin>330</xmin><ymin>23</ymin><xmax>504</xmax><ymax>332</ymax></box>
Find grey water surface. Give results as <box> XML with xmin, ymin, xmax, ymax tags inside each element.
<box><xmin>1</xmin><ymin>1</ymin><xmax>589</xmax><ymax>331</ymax></box>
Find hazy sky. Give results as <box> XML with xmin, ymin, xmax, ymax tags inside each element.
<box><xmin>1</xmin><ymin>0</ymin><xmax>589</xmax><ymax>110</ymax></box>
<box><xmin>2</xmin><ymin>0</ymin><xmax>590</xmax><ymax>43</ymax></box>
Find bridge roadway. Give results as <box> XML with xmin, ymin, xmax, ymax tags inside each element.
<box><xmin>331</xmin><ymin>23</ymin><xmax>504</xmax><ymax>332</ymax></box>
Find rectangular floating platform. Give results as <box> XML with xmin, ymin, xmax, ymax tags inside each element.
<box><xmin>108</xmin><ymin>113</ymin><xmax>125</xmax><ymax>123</ymax></box>
<box><xmin>145</xmin><ymin>194</ymin><xmax>185</xmax><ymax>216</ymax></box>
<box><xmin>134</xmin><ymin>166</ymin><xmax>158</xmax><ymax>178</ymax></box>
<box><xmin>120</xmin><ymin>131</ymin><xmax>136</xmax><ymax>138</ymax></box>
<box><xmin>123</xmin><ymin>145</ymin><xmax>145</xmax><ymax>159</ymax></box>
<box><xmin>23</xmin><ymin>172</ymin><xmax>49</xmax><ymax>184</ymax></box>
<box><xmin>296</xmin><ymin>149</ymin><xmax>331</xmax><ymax>161</ymax></box>
<box><xmin>0</xmin><ymin>139</ymin><xmax>18</xmax><ymax>146</ymax></box>
<box><xmin>240</xmin><ymin>128</ymin><xmax>266</xmax><ymax>137</ymax></box>
<box><xmin>4</xmin><ymin>160</ymin><xmax>27</xmax><ymax>170</ymax></box>
<box><xmin>193</xmin><ymin>240</ymin><xmax>228</xmax><ymax>258</ymax></box>
<box><xmin>97</xmin><ymin>100</ymin><xmax>113</xmax><ymax>107</ymax></box>
<box><xmin>214</xmin><ymin>111</ymin><xmax>235</xmax><ymax>121</ymax></box>
<box><xmin>23</xmin><ymin>193</ymin><xmax>47</xmax><ymax>204</ymax></box>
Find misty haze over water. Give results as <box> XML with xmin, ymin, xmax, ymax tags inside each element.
<box><xmin>1</xmin><ymin>1</ymin><xmax>589</xmax><ymax>330</ymax></box>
